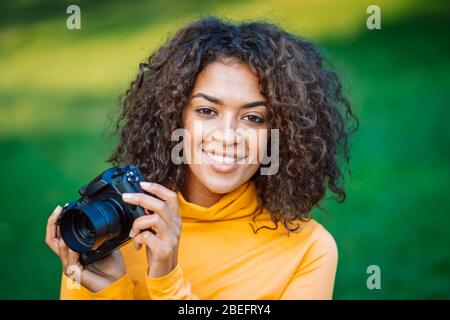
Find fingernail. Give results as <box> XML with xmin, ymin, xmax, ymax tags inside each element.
<box><xmin>122</xmin><ymin>193</ymin><xmax>132</xmax><ymax>200</ymax></box>
<box><xmin>140</xmin><ymin>181</ymin><xmax>152</xmax><ymax>188</ymax></box>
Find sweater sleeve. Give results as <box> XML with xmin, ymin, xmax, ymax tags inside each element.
<box><xmin>280</xmin><ymin>226</ymin><xmax>338</xmax><ymax>300</ymax></box>
<box><xmin>144</xmin><ymin>264</ymin><xmax>199</xmax><ymax>300</ymax></box>
<box><xmin>59</xmin><ymin>273</ymin><xmax>135</xmax><ymax>300</ymax></box>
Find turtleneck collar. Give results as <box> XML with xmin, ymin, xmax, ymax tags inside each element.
<box><xmin>176</xmin><ymin>181</ymin><xmax>261</xmax><ymax>222</ymax></box>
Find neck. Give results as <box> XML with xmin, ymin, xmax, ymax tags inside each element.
<box><xmin>181</xmin><ymin>168</ymin><xmax>223</xmax><ymax>207</ymax></box>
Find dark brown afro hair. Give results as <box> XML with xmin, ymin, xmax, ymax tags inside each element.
<box><xmin>109</xmin><ymin>16</ymin><xmax>359</xmax><ymax>234</ymax></box>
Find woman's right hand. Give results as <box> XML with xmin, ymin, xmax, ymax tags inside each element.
<box><xmin>45</xmin><ymin>205</ymin><xmax>126</xmax><ymax>293</ymax></box>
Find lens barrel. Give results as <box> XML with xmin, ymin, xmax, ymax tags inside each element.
<box><xmin>59</xmin><ymin>199</ymin><xmax>124</xmax><ymax>253</ymax></box>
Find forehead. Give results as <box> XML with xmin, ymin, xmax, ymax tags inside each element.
<box><xmin>191</xmin><ymin>60</ymin><xmax>265</xmax><ymax>101</ymax></box>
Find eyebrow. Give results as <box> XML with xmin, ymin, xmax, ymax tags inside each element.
<box><xmin>191</xmin><ymin>92</ymin><xmax>267</xmax><ymax>109</ymax></box>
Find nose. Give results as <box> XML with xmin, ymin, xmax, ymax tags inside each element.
<box><xmin>211</xmin><ymin>114</ymin><xmax>243</xmax><ymax>146</ymax></box>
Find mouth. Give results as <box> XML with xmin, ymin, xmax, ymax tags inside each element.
<box><xmin>202</xmin><ymin>149</ymin><xmax>247</xmax><ymax>165</ymax></box>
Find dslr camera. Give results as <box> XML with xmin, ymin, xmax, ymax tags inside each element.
<box><xmin>57</xmin><ymin>164</ymin><xmax>154</xmax><ymax>265</ymax></box>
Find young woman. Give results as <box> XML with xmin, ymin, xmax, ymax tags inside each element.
<box><xmin>45</xmin><ymin>16</ymin><xmax>357</xmax><ymax>300</ymax></box>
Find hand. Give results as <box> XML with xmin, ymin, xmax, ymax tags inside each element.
<box><xmin>45</xmin><ymin>205</ymin><xmax>126</xmax><ymax>292</ymax></box>
<box><xmin>122</xmin><ymin>182</ymin><xmax>182</xmax><ymax>278</ymax></box>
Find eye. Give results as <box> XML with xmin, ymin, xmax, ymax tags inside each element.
<box><xmin>195</xmin><ymin>107</ymin><xmax>217</xmax><ymax>116</ymax></box>
<box><xmin>242</xmin><ymin>114</ymin><xmax>265</xmax><ymax>124</ymax></box>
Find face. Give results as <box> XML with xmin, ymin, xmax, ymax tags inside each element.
<box><xmin>181</xmin><ymin>58</ymin><xmax>269</xmax><ymax>194</ymax></box>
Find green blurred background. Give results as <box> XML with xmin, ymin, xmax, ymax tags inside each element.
<box><xmin>0</xmin><ymin>0</ymin><xmax>449</xmax><ymax>299</ymax></box>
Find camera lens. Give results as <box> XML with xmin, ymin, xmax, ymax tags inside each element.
<box><xmin>59</xmin><ymin>199</ymin><xmax>125</xmax><ymax>253</ymax></box>
<box><xmin>73</xmin><ymin>214</ymin><xmax>96</xmax><ymax>247</ymax></box>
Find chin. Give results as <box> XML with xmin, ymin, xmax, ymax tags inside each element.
<box><xmin>199</xmin><ymin>167</ymin><xmax>258</xmax><ymax>194</ymax></box>
<box><xmin>200</xmin><ymin>176</ymin><xmax>244</xmax><ymax>194</ymax></box>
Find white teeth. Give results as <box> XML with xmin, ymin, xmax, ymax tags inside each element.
<box><xmin>222</xmin><ymin>156</ymin><xmax>236</xmax><ymax>164</ymax></box>
<box><xmin>205</xmin><ymin>151</ymin><xmax>237</xmax><ymax>164</ymax></box>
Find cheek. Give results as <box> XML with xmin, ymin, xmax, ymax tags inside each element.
<box><xmin>182</xmin><ymin>119</ymin><xmax>211</xmax><ymax>163</ymax></box>
<box><xmin>245</xmin><ymin>128</ymin><xmax>269</xmax><ymax>164</ymax></box>
<box><xmin>257</xmin><ymin>134</ymin><xmax>269</xmax><ymax>163</ymax></box>
<box><xmin>185</xmin><ymin>119</ymin><xmax>218</xmax><ymax>146</ymax></box>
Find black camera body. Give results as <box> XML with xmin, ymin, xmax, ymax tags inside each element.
<box><xmin>57</xmin><ymin>164</ymin><xmax>153</xmax><ymax>265</ymax></box>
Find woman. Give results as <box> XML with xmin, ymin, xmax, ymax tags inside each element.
<box><xmin>45</xmin><ymin>16</ymin><xmax>358</xmax><ymax>299</ymax></box>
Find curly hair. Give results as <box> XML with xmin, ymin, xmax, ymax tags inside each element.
<box><xmin>108</xmin><ymin>16</ymin><xmax>359</xmax><ymax>234</ymax></box>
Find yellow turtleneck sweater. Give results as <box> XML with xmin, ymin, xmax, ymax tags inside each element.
<box><xmin>60</xmin><ymin>181</ymin><xmax>338</xmax><ymax>300</ymax></box>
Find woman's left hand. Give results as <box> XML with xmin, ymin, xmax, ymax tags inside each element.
<box><xmin>122</xmin><ymin>182</ymin><xmax>182</xmax><ymax>278</ymax></box>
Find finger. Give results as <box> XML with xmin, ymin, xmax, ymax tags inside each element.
<box><xmin>139</xmin><ymin>182</ymin><xmax>177</xmax><ymax>202</ymax></box>
<box><xmin>45</xmin><ymin>205</ymin><xmax>62</xmax><ymax>255</ymax></box>
<box><xmin>58</xmin><ymin>238</ymin><xmax>70</xmax><ymax>270</ymax></box>
<box><xmin>132</xmin><ymin>230</ymin><xmax>165</xmax><ymax>256</ymax></box>
<box><xmin>46</xmin><ymin>205</ymin><xmax>62</xmax><ymax>237</ymax></box>
<box><xmin>48</xmin><ymin>238</ymin><xmax>60</xmax><ymax>256</ymax></box>
<box><xmin>133</xmin><ymin>237</ymin><xmax>142</xmax><ymax>251</ymax></box>
<box><xmin>64</xmin><ymin>249</ymin><xmax>83</xmax><ymax>282</ymax></box>
<box><xmin>139</xmin><ymin>182</ymin><xmax>180</xmax><ymax>227</ymax></box>
<box><xmin>56</xmin><ymin>203</ymin><xmax>69</xmax><ymax>239</ymax></box>
<box><xmin>46</xmin><ymin>237</ymin><xmax>60</xmax><ymax>256</ymax></box>
<box><xmin>130</xmin><ymin>215</ymin><xmax>170</xmax><ymax>240</ymax></box>
<box><xmin>122</xmin><ymin>192</ymin><xmax>165</xmax><ymax>211</ymax></box>
<box><xmin>122</xmin><ymin>192</ymin><xmax>169</xmax><ymax>222</ymax></box>
<box><xmin>67</xmin><ymin>249</ymin><xmax>80</xmax><ymax>268</ymax></box>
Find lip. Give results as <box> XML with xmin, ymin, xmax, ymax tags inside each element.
<box><xmin>202</xmin><ymin>150</ymin><xmax>247</xmax><ymax>174</ymax></box>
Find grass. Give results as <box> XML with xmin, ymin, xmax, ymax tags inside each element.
<box><xmin>0</xmin><ymin>0</ymin><xmax>449</xmax><ymax>299</ymax></box>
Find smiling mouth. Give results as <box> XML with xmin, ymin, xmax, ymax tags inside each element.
<box><xmin>202</xmin><ymin>150</ymin><xmax>247</xmax><ymax>165</ymax></box>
